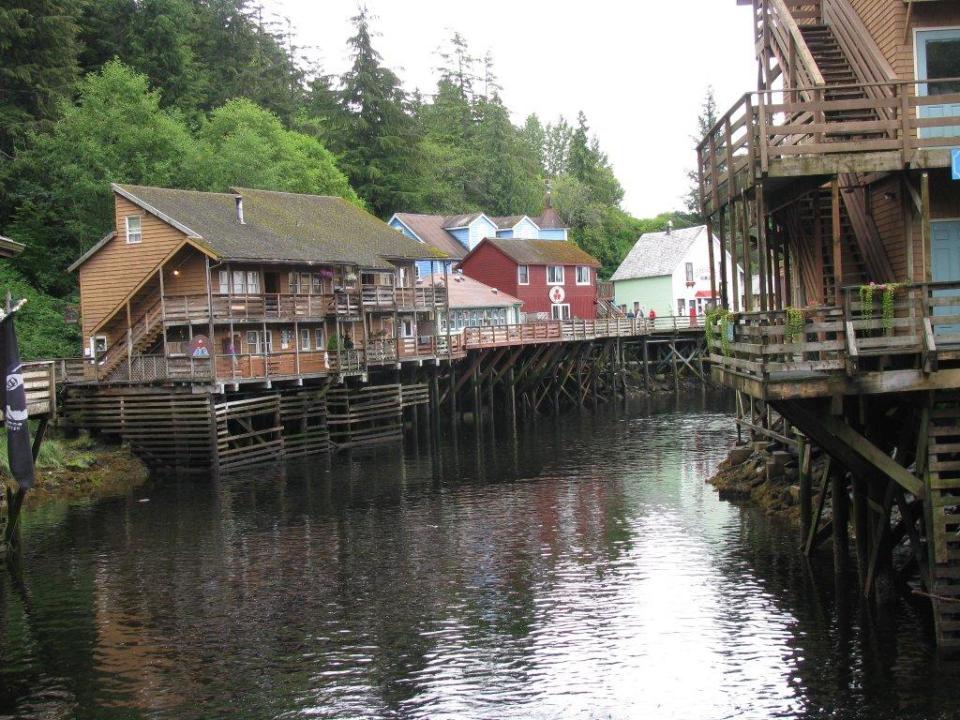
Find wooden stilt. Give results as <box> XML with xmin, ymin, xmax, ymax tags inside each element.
<box><xmin>831</xmin><ymin>466</ymin><xmax>849</xmax><ymax>570</ymax></box>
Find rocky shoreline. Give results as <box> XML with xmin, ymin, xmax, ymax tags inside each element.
<box><xmin>707</xmin><ymin>440</ymin><xmax>822</xmax><ymax>522</ymax></box>
<box><xmin>8</xmin><ymin>435</ymin><xmax>149</xmax><ymax>510</ymax></box>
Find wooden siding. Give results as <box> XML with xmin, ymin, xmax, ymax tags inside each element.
<box><xmin>848</xmin><ymin>0</ymin><xmax>960</xmax><ymax>81</ymax></box>
<box><xmin>459</xmin><ymin>243</ymin><xmax>598</xmax><ymax>319</ymax></box>
<box><xmin>79</xmin><ymin>195</ymin><xmax>187</xmax><ymax>338</ymax></box>
<box><xmin>162</xmin><ymin>247</ymin><xmax>207</xmax><ymax>297</ymax></box>
<box><xmin>870</xmin><ymin>176</ymin><xmax>909</xmax><ymax>281</ymax></box>
<box><xmin>848</xmin><ymin>0</ymin><xmax>909</xmax><ymax>78</ymax></box>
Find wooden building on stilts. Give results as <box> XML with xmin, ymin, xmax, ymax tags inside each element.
<box><xmin>699</xmin><ymin>0</ymin><xmax>960</xmax><ymax>648</ymax></box>
<box><xmin>62</xmin><ymin>184</ymin><xmax>684</xmax><ymax>473</ymax></box>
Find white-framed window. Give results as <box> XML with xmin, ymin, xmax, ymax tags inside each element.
<box><xmin>280</xmin><ymin>328</ymin><xmax>293</xmax><ymax>350</ymax></box>
<box><xmin>685</xmin><ymin>262</ymin><xmax>694</xmax><ymax>283</ymax></box>
<box><xmin>246</xmin><ymin>330</ymin><xmax>260</xmax><ymax>354</ymax></box>
<box><xmin>678</xmin><ymin>298</ymin><xmax>686</xmax><ymax>315</ymax></box>
<box><xmin>218</xmin><ymin>270</ymin><xmax>229</xmax><ymax>294</ymax></box>
<box><xmin>401</xmin><ymin>318</ymin><xmax>415</xmax><ymax>337</ymax></box>
<box><xmin>90</xmin><ymin>335</ymin><xmax>108</xmax><ymax>357</ymax></box>
<box><xmin>233</xmin><ymin>271</ymin><xmax>247</xmax><ymax>294</ymax></box>
<box><xmin>125</xmin><ymin>215</ymin><xmax>142</xmax><ymax>244</ymax></box>
<box><xmin>299</xmin><ymin>327</ymin><xmax>311</xmax><ymax>351</ymax></box>
<box><xmin>550</xmin><ymin>303</ymin><xmax>571</xmax><ymax>320</ymax></box>
<box><xmin>518</xmin><ymin>265</ymin><xmax>530</xmax><ymax>285</ymax></box>
<box><xmin>315</xmin><ymin>327</ymin><xmax>324</xmax><ymax>350</ymax></box>
<box><xmin>399</xmin><ymin>267</ymin><xmax>409</xmax><ymax>287</ymax></box>
<box><xmin>415</xmin><ymin>264</ymin><xmax>422</xmax><ymax>281</ymax></box>
<box><xmin>312</xmin><ymin>274</ymin><xmax>324</xmax><ymax>294</ymax></box>
<box><xmin>575</xmin><ymin>266</ymin><xmax>590</xmax><ymax>285</ymax></box>
<box><xmin>288</xmin><ymin>272</ymin><xmax>301</xmax><ymax>294</ymax></box>
<box><xmin>547</xmin><ymin>265</ymin><xmax>564</xmax><ymax>285</ymax></box>
<box><xmin>247</xmin><ymin>271</ymin><xmax>260</xmax><ymax>294</ymax></box>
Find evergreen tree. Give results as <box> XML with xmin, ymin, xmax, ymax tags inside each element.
<box><xmin>335</xmin><ymin>6</ymin><xmax>422</xmax><ymax>215</ymax></box>
<box><xmin>684</xmin><ymin>86</ymin><xmax>718</xmax><ymax>218</ymax></box>
<box><xmin>0</xmin><ymin>0</ymin><xmax>81</xmax><ymax>156</ymax></box>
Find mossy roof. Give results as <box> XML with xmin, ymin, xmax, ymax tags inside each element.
<box><xmin>463</xmin><ymin>237</ymin><xmax>601</xmax><ymax>268</ymax></box>
<box><xmin>111</xmin><ymin>184</ymin><xmax>446</xmax><ymax>270</ymax></box>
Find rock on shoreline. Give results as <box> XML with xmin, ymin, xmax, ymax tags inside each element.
<box><xmin>707</xmin><ymin>441</ymin><xmax>810</xmax><ymax>522</ymax></box>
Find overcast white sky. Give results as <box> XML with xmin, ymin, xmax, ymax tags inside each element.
<box><xmin>270</xmin><ymin>0</ymin><xmax>757</xmax><ymax>218</ymax></box>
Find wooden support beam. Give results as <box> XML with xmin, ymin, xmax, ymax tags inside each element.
<box><xmin>832</xmin><ymin>179</ymin><xmax>843</xmax><ymax>306</ymax></box>
<box><xmin>804</xmin><ymin>455</ymin><xmax>832</xmax><ymax>556</ymax></box>
<box><xmin>921</xmin><ymin>172</ymin><xmax>932</xmax><ymax>283</ymax></box>
<box><xmin>731</xmin><ymin>202</ymin><xmax>741</xmax><ymax>311</ymax></box>
<box><xmin>831</xmin><ymin>465</ymin><xmax>849</xmax><ymax>569</ymax></box>
<box><xmin>799</xmin><ymin>436</ymin><xmax>811</xmax><ymax>539</ymax></box>
<box><xmin>718</xmin><ymin>207</ymin><xmax>729</xmax><ymax>310</ymax></box>
<box><xmin>757</xmin><ymin>186</ymin><xmax>769</xmax><ymax>312</ymax></box>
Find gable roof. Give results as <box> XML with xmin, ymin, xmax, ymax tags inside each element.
<box><xmin>75</xmin><ymin>184</ymin><xmax>445</xmax><ymax>272</ymax></box>
<box><xmin>427</xmin><ymin>272</ymin><xmax>522</xmax><ymax>309</ymax></box>
<box><xmin>462</xmin><ymin>237</ymin><xmax>601</xmax><ymax>268</ymax></box>
<box><xmin>442</xmin><ymin>212</ymin><xmax>487</xmax><ymax>229</ymax></box>
<box><xmin>391</xmin><ymin>213</ymin><xmax>468</xmax><ymax>260</ymax></box>
<box><xmin>489</xmin><ymin>215</ymin><xmax>539</xmax><ymax>230</ymax></box>
<box><xmin>610</xmin><ymin>225</ymin><xmax>707</xmax><ymax>282</ymax></box>
<box><xmin>533</xmin><ymin>206</ymin><xmax>567</xmax><ymax>230</ymax></box>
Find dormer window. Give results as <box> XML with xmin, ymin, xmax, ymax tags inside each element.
<box><xmin>125</xmin><ymin>216</ymin><xmax>142</xmax><ymax>244</ymax></box>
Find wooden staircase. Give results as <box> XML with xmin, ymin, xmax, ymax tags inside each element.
<box><xmin>98</xmin><ymin>298</ymin><xmax>165</xmax><ymax>380</ymax></box>
<box><xmin>926</xmin><ymin>394</ymin><xmax>960</xmax><ymax>649</ymax></box>
<box><xmin>799</xmin><ymin>24</ymin><xmax>880</xmax><ymax>128</ymax></box>
<box><xmin>795</xmin><ymin>189</ymin><xmax>868</xmax><ymax>303</ymax></box>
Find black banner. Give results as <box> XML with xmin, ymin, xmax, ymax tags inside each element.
<box><xmin>1</xmin><ymin>314</ymin><xmax>34</xmax><ymax>489</ymax></box>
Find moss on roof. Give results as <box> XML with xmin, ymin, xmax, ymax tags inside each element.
<box><xmin>466</xmin><ymin>237</ymin><xmax>601</xmax><ymax>267</ymax></box>
<box><xmin>116</xmin><ymin>184</ymin><xmax>446</xmax><ymax>269</ymax></box>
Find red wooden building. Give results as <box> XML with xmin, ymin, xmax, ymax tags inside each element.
<box><xmin>458</xmin><ymin>238</ymin><xmax>601</xmax><ymax>320</ymax></box>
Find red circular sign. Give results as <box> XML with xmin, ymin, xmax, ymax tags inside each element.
<box><xmin>549</xmin><ymin>286</ymin><xmax>566</xmax><ymax>304</ymax></box>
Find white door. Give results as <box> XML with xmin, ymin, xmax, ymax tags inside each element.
<box><xmin>916</xmin><ymin>29</ymin><xmax>960</xmax><ymax>141</ymax></box>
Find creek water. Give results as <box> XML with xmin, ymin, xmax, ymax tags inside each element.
<box><xmin>1</xmin><ymin>392</ymin><xmax>958</xmax><ymax>719</ymax></box>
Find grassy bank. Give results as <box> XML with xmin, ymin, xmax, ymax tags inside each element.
<box><xmin>1</xmin><ymin>428</ymin><xmax>149</xmax><ymax>508</ymax></box>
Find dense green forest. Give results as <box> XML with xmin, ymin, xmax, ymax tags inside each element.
<box><xmin>0</xmin><ymin>0</ymin><xmax>695</xmax><ymax>358</ymax></box>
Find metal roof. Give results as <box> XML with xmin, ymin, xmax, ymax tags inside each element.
<box><xmin>610</xmin><ymin>225</ymin><xmax>707</xmax><ymax>282</ymax></box>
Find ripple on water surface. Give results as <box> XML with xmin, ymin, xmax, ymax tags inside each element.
<box><xmin>0</xmin><ymin>396</ymin><xmax>958</xmax><ymax>719</ymax></box>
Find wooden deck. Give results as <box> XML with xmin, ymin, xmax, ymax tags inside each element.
<box><xmin>697</xmin><ymin>77</ymin><xmax>960</xmax><ymax>217</ymax></box>
<box><xmin>709</xmin><ymin>281</ymin><xmax>960</xmax><ymax>399</ymax></box>
<box><xmin>60</xmin><ymin>316</ymin><xmax>706</xmax><ymax>388</ymax></box>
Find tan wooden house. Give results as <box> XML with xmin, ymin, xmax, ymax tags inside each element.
<box><xmin>69</xmin><ymin>184</ymin><xmax>449</xmax><ymax>385</ymax></box>
<box><xmin>699</xmin><ymin>0</ymin><xmax>960</xmax><ymax>648</ymax></box>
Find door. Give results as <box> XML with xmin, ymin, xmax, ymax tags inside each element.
<box><xmin>263</xmin><ymin>272</ymin><xmax>279</xmax><ymax>316</ymax></box>
<box><xmin>932</xmin><ymin>220</ymin><xmax>960</xmax><ymax>338</ymax></box>
<box><xmin>916</xmin><ymin>29</ymin><xmax>960</xmax><ymax>141</ymax></box>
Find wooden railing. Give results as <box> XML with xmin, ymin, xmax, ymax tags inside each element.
<box><xmin>63</xmin><ymin>315</ymin><xmax>713</xmax><ymax>386</ymax></box>
<box><xmin>698</xmin><ymin>78</ymin><xmax>960</xmax><ymax>216</ymax></box>
<box><xmin>708</xmin><ymin>281</ymin><xmax>960</xmax><ymax>383</ymax></box>
<box><xmin>97</xmin><ymin>296</ymin><xmax>164</xmax><ymax>379</ymax></box>
<box><xmin>762</xmin><ymin>0</ymin><xmax>825</xmax><ymax>91</ymax></box>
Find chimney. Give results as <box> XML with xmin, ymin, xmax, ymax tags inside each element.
<box><xmin>235</xmin><ymin>195</ymin><xmax>245</xmax><ymax>225</ymax></box>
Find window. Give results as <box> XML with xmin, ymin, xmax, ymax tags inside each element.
<box><xmin>685</xmin><ymin>262</ymin><xmax>694</xmax><ymax>283</ymax></box>
<box><xmin>576</xmin><ymin>266</ymin><xmax>590</xmax><ymax>285</ymax></box>
<box><xmin>246</xmin><ymin>330</ymin><xmax>260</xmax><ymax>354</ymax></box>
<box><xmin>415</xmin><ymin>264</ymin><xmax>422</xmax><ymax>281</ymax></box>
<box><xmin>315</xmin><ymin>327</ymin><xmax>324</xmax><ymax>350</ymax></box>
<box><xmin>398</xmin><ymin>267</ymin><xmax>409</xmax><ymax>287</ymax></box>
<box><xmin>312</xmin><ymin>274</ymin><xmax>324</xmax><ymax>294</ymax></box>
<box><xmin>633</xmin><ymin>301</ymin><xmax>640</xmax><ymax>314</ymax></box>
<box><xmin>90</xmin><ymin>335</ymin><xmax>108</xmax><ymax>357</ymax></box>
<box><xmin>233</xmin><ymin>271</ymin><xmax>247</xmax><ymax>295</ymax></box>
<box><xmin>299</xmin><ymin>328</ymin><xmax>311</xmax><ymax>351</ymax></box>
<box><xmin>280</xmin><ymin>329</ymin><xmax>294</xmax><ymax>350</ymax></box>
<box><xmin>125</xmin><ymin>216</ymin><xmax>142</xmax><ymax>244</ymax></box>
<box><xmin>262</xmin><ymin>330</ymin><xmax>273</xmax><ymax>353</ymax></box>
<box><xmin>401</xmin><ymin>318</ymin><xmax>414</xmax><ymax>337</ymax></box>
<box><xmin>247</xmin><ymin>271</ymin><xmax>260</xmax><ymax>294</ymax></box>
<box><xmin>518</xmin><ymin>265</ymin><xmax>530</xmax><ymax>285</ymax></box>
<box><xmin>550</xmin><ymin>303</ymin><xmax>571</xmax><ymax>320</ymax></box>
<box><xmin>678</xmin><ymin>298</ymin><xmax>686</xmax><ymax>315</ymax></box>
<box><xmin>547</xmin><ymin>265</ymin><xmax>565</xmax><ymax>285</ymax></box>
<box><xmin>219</xmin><ymin>270</ymin><xmax>229</xmax><ymax>294</ymax></box>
